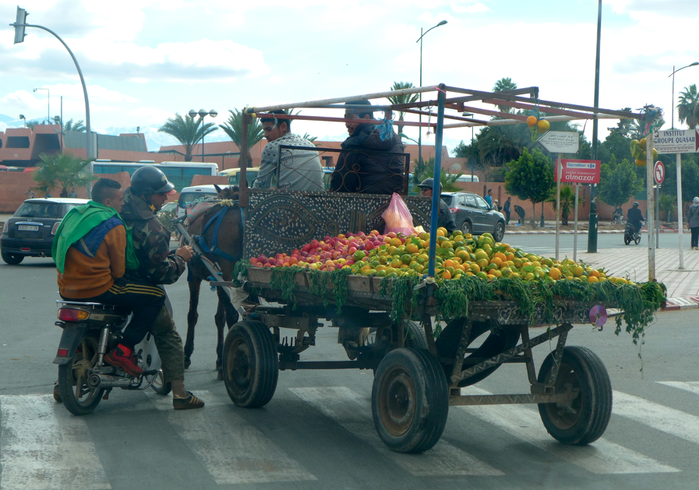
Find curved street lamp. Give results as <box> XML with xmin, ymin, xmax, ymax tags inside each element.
<box><xmin>669</xmin><ymin>62</ymin><xmax>699</xmax><ymax>129</ymax></box>
<box><xmin>189</xmin><ymin>109</ymin><xmax>218</xmax><ymax>162</ymax></box>
<box><xmin>416</xmin><ymin>20</ymin><xmax>447</xmax><ymax>166</ymax></box>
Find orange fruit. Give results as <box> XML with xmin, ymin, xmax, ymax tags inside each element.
<box><xmin>537</xmin><ymin>119</ymin><xmax>550</xmax><ymax>133</ymax></box>
<box><xmin>587</xmin><ymin>275</ymin><xmax>599</xmax><ymax>283</ymax></box>
<box><xmin>526</xmin><ymin>115</ymin><xmax>538</xmax><ymax>127</ymax></box>
<box><xmin>489</xmin><ymin>257</ymin><xmax>503</xmax><ymax>267</ymax></box>
<box><xmin>441</xmin><ymin>270</ymin><xmax>452</xmax><ymax>280</ymax></box>
<box><xmin>548</xmin><ymin>267</ymin><xmax>561</xmax><ymax>280</ymax></box>
<box><xmin>406</xmin><ymin>243</ymin><xmax>418</xmax><ymax>254</ymax></box>
<box><xmin>635</xmin><ymin>159</ymin><xmax>646</xmax><ymax>167</ymax></box>
<box><xmin>470</xmin><ymin>263</ymin><xmax>481</xmax><ymax>273</ymax></box>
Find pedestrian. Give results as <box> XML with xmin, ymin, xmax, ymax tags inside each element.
<box><xmin>485</xmin><ymin>188</ymin><xmax>493</xmax><ymax>207</ymax></box>
<box><xmin>688</xmin><ymin>197</ymin><xmax>699</xmax><ymax>250</ymax></box>
<box><xmin>504</xmin><ymin>197</ymin><xmax>511</xmax><ymax>225</ymax></box>
<box><xmin>515</xmin><ymin>204</ymin><xmax>526</xmax><ymax>225</ymax></box>
<box><xmin>25</xmin><ymin>188</ymin><xmax>36</xmax><ymax>199</ymax></box>
<box><xmin>69</xmin><ymin>189</ymin><xmax>78</xmax><ymax>198</ymax></box>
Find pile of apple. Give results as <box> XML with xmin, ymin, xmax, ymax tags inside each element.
<box><xmin>249</xmin><ymin>228</ymin><xmax>631</xmax><ymax>285</ymax></box>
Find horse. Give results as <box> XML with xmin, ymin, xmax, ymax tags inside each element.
<box><xmin>182</xmin><ymin>184</ymin><xmax>244</xmax><ymax>378</ymax></box>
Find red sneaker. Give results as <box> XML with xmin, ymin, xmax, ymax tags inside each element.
<box><xmin>104</xmin><ymin>345</ymin><xmax>143</xmax><ymax>376</ymax></box>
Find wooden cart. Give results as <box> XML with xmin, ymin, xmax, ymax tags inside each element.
<box><xmin>219</xmin><ymin>267</ymin><xmax>614</xmax><ymax>454</ymax></box>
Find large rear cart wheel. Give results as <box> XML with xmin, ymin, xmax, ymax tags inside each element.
<box><xmin>58</xmin><ymin>335</ymin><xmax>104</xmax><ymax>416</ymax></box>
<box><xmin>538</xmin><ymin>346</ymin><xmax>612</xmax><ymax>445</ymax></box>
<box><xmin>222</xmin><ymin>320</ymin><xmax>278</xmax><ymax>408</ymax></box>
<box><xmin>372</xmin><ymin>348</ymin><xmax>449</xmax><ymax>453</ymax></box>
<box><xmin>434</xmin><ymin>318</ymin><xmax>520</xmax><ymax>387</ymax></box>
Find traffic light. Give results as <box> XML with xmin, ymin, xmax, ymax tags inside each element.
<box><xmin>12</xmin><ymin>7</ymin><xmax>28</xmax><ymax>44</ymax></box>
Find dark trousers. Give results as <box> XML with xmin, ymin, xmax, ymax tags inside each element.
<box><xmin>505</xmin><ymin>210</ymin><xmax>510</xmax><ymax>225</ymax></box>
<box><xmin>62</xmin><ymin>278</ymin><xmax>165</xmax><ymax>349</ymax></box>
<box><xmin>691</xmin><ymin>227</ymin><xmax>699</xmax><ymax>248</ymax></box>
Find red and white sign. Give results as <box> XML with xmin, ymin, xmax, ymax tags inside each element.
<box><xmin>557</xmin><ymin>159</ymin><xmax>601</xmax><ymax>184</ymax></box>
<box><xmin>654</xmin><ymin>160</ymin><xmax>665</xmax><ymax>185</ymax></box>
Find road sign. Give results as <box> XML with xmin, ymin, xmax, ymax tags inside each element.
<box><xmin>654</xmin><ymin>161</ymin><xmax>665</xmax><ymax>184</ymax></box>
<box><xmin>538</xmin><ymin>131</ymin><xmax>580</xmax><ymax>154</ymax></box>
<box><xmin>557</xmin><ymin>159</ymin><xmax>601</xmax><ymax>184</ymax></box>
<box><xmin>653</xmin><ymin>128</ymin><xmax>699</xmax><ymax>154</ymax></box>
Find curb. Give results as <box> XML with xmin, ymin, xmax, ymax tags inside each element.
<box><xmin>661</xmin><ymin>296</ymin><xmax>699</xmax><ymax>312</ymax></box>
<box><xmin>506</xmin><ymin>229</ymin><xmax>683</xmax><ymax>235</ymax></box>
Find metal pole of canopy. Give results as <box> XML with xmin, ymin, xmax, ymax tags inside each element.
<box><xmin>244</xmin><ymin>86</ymin><xmax>439</xmax><ymax>114</ymax></box>
<box><xmin>239</xmin><ymin>114</ymin><xmax>249</xmax><ymax>208</ymax></box>
<box><xmin>427</xmin><ymin>85</ymin><xmax>447</xmax><ymax>278</ymax></box>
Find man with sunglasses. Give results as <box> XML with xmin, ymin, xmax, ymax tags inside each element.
<box><xmin>253</xmin><ymin>110</ymin><xmax>324</xmax><ymax>191</ymax></box>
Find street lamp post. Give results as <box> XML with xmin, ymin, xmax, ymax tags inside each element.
<box><xmin>462</xmin><ymin>112</ymin><xmax>475</xmax><ymax>180</ymax></box>
<box><xmin>189</xmin><ymin>109</ymin><xmax>217</xmax><ymax>162</ymax></box>
<box><xmin>33</xmin><ymin>87</ymin><xmax>49</xmax><ymax>123</ymax></box>
<box><xmin>587</xmin><ymin>0</ymin><xmax>602</xmax><ymax>253</ymax></box>
<box><xmin>669</xmin><ymin>62</ymin><xmax>699</xmax><ymax>129</ymax></box>
<box><xmin>416</xmin><ymin>20</ymin><xmax>447</xmax><ymax>167</ymax></box>
<box><xmin>19</xmin><ymin>114</ymin><xmax>26</xmax><ymax>127</ymax></box>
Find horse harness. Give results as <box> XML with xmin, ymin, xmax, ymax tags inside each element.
<box><xmin>192</xmin><ymin>200</ymin><xmax>244</xmax><ymax>264</ymax></box>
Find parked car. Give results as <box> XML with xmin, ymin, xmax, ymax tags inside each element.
<box><xmin>1</xmin><ymin>197</ymin><xmax>89</xmax><ymax>264</ymax></box>
<box><xmin>177</xmin><ymin>185</ymin><xmax>220</xmax><ymax>219</ymax></box>
<box><xmin>440</xmin><ymin>192</ymin><xmax>506</xmax><ymax>241</ymax></box>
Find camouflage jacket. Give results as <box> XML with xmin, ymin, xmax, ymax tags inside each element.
<box><xmin>120</xmin><ymin>189</ymin><xmax>185</xmax><ymax>285</ymax></box>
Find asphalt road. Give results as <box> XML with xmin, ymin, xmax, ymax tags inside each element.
<box><xmin>1</xmin><ymin>258</ymin><xmax>698</xmax><ymax>490</ymax></box>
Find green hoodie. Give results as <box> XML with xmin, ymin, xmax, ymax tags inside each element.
<box><xmin>52</xmin><ymin>201</ymin><xmax>139</xmax><ymax>274</ymax></box>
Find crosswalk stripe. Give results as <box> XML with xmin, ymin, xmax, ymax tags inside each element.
<box><xmin>0</xmin><ymin>395</ymin><xmax>112</xmax><ymax>490</ymax></box>
<box><xmin>290</xmin><ymin>386</ymin><xmax>503</xmax><ymax>476</ymax></box>
<box><xmin>458</xmin><ymin>387</ymin><xmax>679</xmax><ymax>474</ymax></box>
<box><xmin>145</xmin><ymin>390</ymin><xmax>316</xmax><ymax>485</ymax></box>
<box><xmin>612</xmin><ymin>390</ymin><xmax>699</xmax><ymax>445</ymax></box>
<box><xmin>657</xmin><ymin>381</ymin><xmax>699</xmax><ymax>395</ymax></box>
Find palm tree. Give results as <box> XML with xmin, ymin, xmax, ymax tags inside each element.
<box><xmin>546</xmin><ymin>185</ymin><xmax>584</xmax><ymax>226</ymax></box>
<box><xmin>412</xmin><ymin>157</ymin><xmax>461</xmax><ymax>193</ymax></box>
<box><xmin>678</xmin><ymin>84</ymin><xmax>699</xmax><ymax>129</ymax></box>
<box><xmin>158</xmin><ymin>113</ymin><xmax>217</xmax><ymax>162</ymax></box>
<box><xmin>33</xmin><ymin>152</ymin><xmax>93</xmax><ymax>197</ymax></box>
<box><xmin>387</xmin><ymin>81</ymin><xmax>419</xmax><ymax>139</ymax></box>
<box><xmin>219</xmin><ymin>109</ymin><xmax>264</xmax><ymax>163</ymax></box>
<box><xmin>492</xmin><ymin>77</ymin><xmax>518</xmax><ymax>114</ymax></box>
<box><xmin>52</xmin><ymin>116</ymin><xmax>87</xmax><ymax>133</ymax></box>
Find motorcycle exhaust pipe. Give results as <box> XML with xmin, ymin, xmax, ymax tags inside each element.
<box><xmin>88</xmin><ymin>373</ymin><xmax>133</xmax><ymax>389</ymax></box>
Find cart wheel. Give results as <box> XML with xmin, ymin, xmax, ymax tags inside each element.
<box><xmin>434</xmin><ymin>319</ymin><xmax>520</xmax><ymax>387</ymax></box>
<box><xmin>372</xmin><ymin>348</ymin><xmax>449</xmax><ymax>453</ymax></box>
<box><xmin>222</xmin><ymin>320</ymin><xmax>278</xmax><ymax>408</ymax></box>
<box><xmin>538</xmin><ymin>346</ymin><xmax>612</xmax><ymax>445</ymax></box>
<box><xmin>404</xmin><ymin>320</ymin><xmax>428</xmax><ymax>350</ymax></box>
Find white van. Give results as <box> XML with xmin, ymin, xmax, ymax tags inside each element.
<box><xmin>456</xmin><ymin>174</ymin><xmax>479</xmax><ymax>183</ymax></box>
<box><xmin>177</xmin><ymin>185</ymin><xmax>219</xmax><ymax>219</ymax></box>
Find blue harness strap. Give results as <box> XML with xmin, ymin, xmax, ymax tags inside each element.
<box><xmin>193</xmin><ymin>204</ymin><xmax>241</xmax><ymax>263</ymax></box>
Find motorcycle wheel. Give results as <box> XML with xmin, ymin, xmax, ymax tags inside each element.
<box><xmin>151</xmin><ymin>369</ymin><xmax>172</xmax><ymax>396</ymax></box>
<box><xmin>58</xmin><ymin>335</ymin><xmax>105</xmax><ymax>415</ymax></box>
<box><xmin>634</xmin><ymin>235</ymin><xmax>641</xmax><ymax>245</ymax></box>
<box><xmin>624</xmin><ymin>234</ymin><xmax>630</xmax><ymax>245</ymax></box>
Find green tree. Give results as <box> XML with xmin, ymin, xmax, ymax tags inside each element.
<box><xmin>546</xmin><ymin>185</ymin><xmax>584</xmax><ymax>226</ymax></box>
<box><xmin>677</xmin><ymin>84</ymin><xmax>699</xmax><ymax>129</ymax></box>
<box><xmin>492</xmin><ymin>77</ymin><xmax>518</xmax><ymax>114</ymax></box>
<box><xmin>387</xmin><ymin>81</ymin><xmax>419</xmax><ymax>139</ymax></box>
<box><xmin>412</xmin><ymin>157</ymin><xmax>461</xmax><ymax>193</ymax></box>
<box><xmin>504</xmin><ymin>148</ymin><xmax>554</xmax><ymax>224</ymax></box>
<box><xmin>32</xmin><ymin>152</ymin><xmax>93</xmax><ymax>197</ymax></box>
<box><xmin>597</xmin><ymin>155</ymin><xmax>640</xmax><ymax>208</ymax></box>
<box><xmin>52</xmin><ymin>116</ymin><xmax>86</xmax><ymax>132</ymax></box>
<box><xmin>220</xmin><ymin>109</ymin><xmax>265</xmax><ymax>164</ymax></box>
<box><xmin>158</xmin><ymin>113</ymin><xmax>217</xmax><ymax>162</ymax></box>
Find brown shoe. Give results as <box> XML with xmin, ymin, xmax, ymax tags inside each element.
<box><xmin>173</xmin><ymin>391</ymin><xmax>205</xmax><ymax>410</ymax></box>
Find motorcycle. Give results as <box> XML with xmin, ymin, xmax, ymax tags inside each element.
<box><xmin>624</xmin><ymin>222</ymin><xmax>642</xmax><ymax>245</ymax></box>
<box><xmin>53</xmin><ymin>299</ymin><xmax>171</xmax><ymax>415</ymax></box>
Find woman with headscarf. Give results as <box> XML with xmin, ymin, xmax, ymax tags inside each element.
<box><xmin>687</xmin><ymin>197</ymin><xmax>699</xmax><ymax>250</ymax></box>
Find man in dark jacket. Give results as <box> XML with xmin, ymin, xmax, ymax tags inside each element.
<box><xmin>627</xmin><ymin>202</ymin><xmax>645</xmax><ymax>234</ymax></box>
<box><xmin>417</xmin><ymin>178</ymin><xmax>456</xmax><ymax>234</ymax></box>
<box><xmin>503</xmin><ymin>197</ymin><xmax>511</xmax><ymax>224</ymax></box>
<box><xmin>120</xmin><ymin>166</ymin><xmax>204</xmax><ymax>410</ymax></box>
<box><xmin>329</xmin><ymin>100</ymin><xmax>405</xmax><ymax>194</ymax></box>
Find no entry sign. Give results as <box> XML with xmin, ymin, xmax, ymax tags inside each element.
<box><xmin>557</xmin><ymin>159</ymin><xmax>601</xmax><ymax>184</ymax></box>
<box><xmin>654</xmin><ymin>161</ymin><xmax>665</xmax><ymax>185</ymax></box>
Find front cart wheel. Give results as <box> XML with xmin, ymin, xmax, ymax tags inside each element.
<box><xmin>538</xmin><ymin>346</ymin><xmax>612</xmax><ymax>445</ymax></box>
<box><xmin>223</xmin><ymin>320</ymin><xmax>278</xmax><ymax>408</ymax></box>
<box><xmin>58</xmin><ymin>335</ymin><xmax>104</xmax><ymax>415</ymax></box>
<box><xmin>372</xmin><ymin>348</ymin><xmax>449</xmax><ymax>453</ymax></box>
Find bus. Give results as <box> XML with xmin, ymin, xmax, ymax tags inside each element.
<box><xmin>92</xmin><ymin>160</ymin><xmax>219</xmax><ymax>191</ymax></box>
<box><xmin>219</xmin><ymin>167</ymin><xmax>261</xmax><ymax>187</ymax></box>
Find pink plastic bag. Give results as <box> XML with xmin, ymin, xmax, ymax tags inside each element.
<box><xmin>382</xmin><ymin>192</ymin><xmax>418</xmax><ymax>236</ymax></box>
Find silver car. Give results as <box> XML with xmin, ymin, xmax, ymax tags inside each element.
<box><xmin>441</xmin><ymin>192</ymin><xmax>506</xmax><ymax>241</ymax></box>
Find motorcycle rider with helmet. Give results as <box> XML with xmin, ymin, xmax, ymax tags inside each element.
<box><xmin>119</xmin><ymin>166</ymin><xmax>204</xmax><ymax>410</ymax></box>
<box><xmin>417</xmin><ymin>178</ymin><xmax>456</xmax><ymax>234</ymax></box>
<box><xmin>627</xmin><ymin>202</ymin><xmax>645</xmax><ymax>235</ymax></box>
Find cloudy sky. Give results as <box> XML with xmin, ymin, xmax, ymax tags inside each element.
<box><xmin>1</xmin><ymin>0</ymin><xmax>698</xmax><ymax>153</ymax></box>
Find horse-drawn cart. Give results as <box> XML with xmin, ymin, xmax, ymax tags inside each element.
<box><xmin>218</xmin><ymin>265</ymin><xmax>636</xmax><ymax>454</ymax></box>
